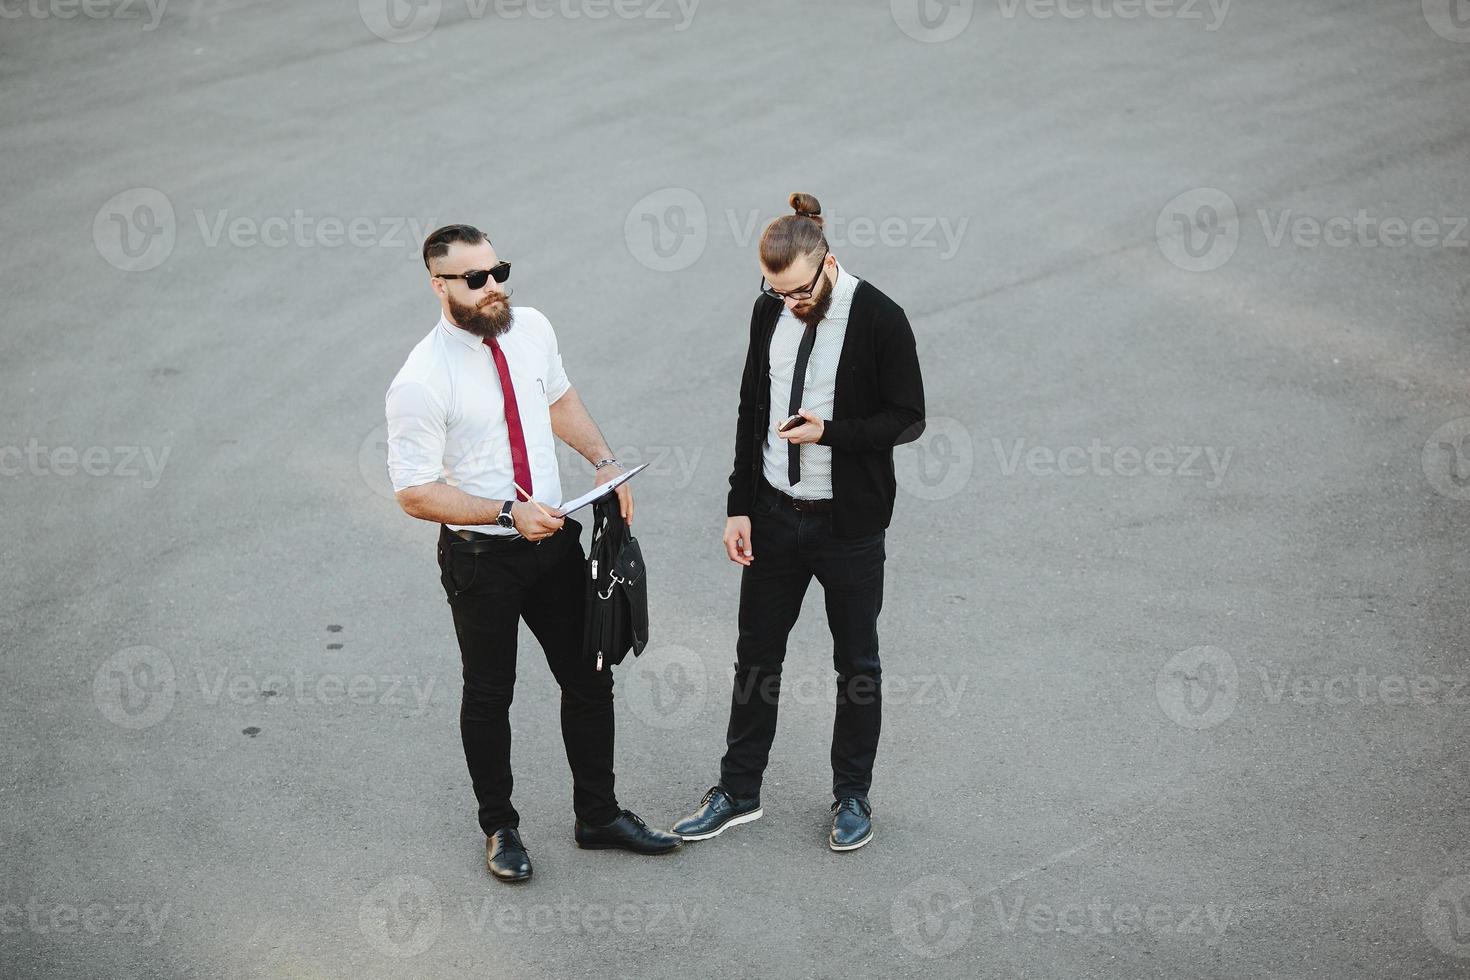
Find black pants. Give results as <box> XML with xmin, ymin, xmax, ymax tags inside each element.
<box><xmin>719</xmin><ymin>481</ymin><xmax>886</xmax><ymax>803</ymax></box>
<box><xmin>437</xmin><ymin>520</ymin><xmax>620</xmax><ymax>836</ymax></box>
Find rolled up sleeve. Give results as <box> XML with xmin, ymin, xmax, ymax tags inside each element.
<box><xmin>542</xmin><ymin>316</ymin><xmax>572</xmax><ymax>404</ymax></box>
<box><xmin>385</xmin><ymin>380</ymin><xmax>446</xmax><ymax>492</ymax></box>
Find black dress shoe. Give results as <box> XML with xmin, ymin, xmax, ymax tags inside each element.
<box><xmin>672</xmin><ymin>785</ymin><xmax>763</xmax><ymax>841</ymax></box>
<box><xmin>574</xmin><ymin>810</ymin><xmax>682</xmax><ymax>854</ymax></box>
<box><xmin>829</xmin><ymin>797</ymin><xmax>873</xmax><ymax>852</ymax></box>
<box><xmin>486</xmin><ymin>828</ymin><xmax>532</xmax><ymax>882</ymax></box>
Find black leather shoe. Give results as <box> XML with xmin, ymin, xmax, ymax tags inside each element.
<box><xmin>574</xmin><ymin>810</ymin><xmax>682</xmax><ymax>854</ymax></box>
<box><xmin>829</xmin><ymin>797</ymin><xmax>873</xmax><ymax>852</ymax></box>
<box><xmin>486</xmin><ymin>828</ymin><xmax>532</xmax><ymax>882</ymax></box>
<box><xmin>672</xmin><ymin>785</ymin><xmax>763</xmax><ymax>841</ymax></box>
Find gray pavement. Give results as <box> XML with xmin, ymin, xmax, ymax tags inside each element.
<box><xmin>3</xmin><ymin>0</ymin><xmax>1470</xmax><ymax>977</ymax></box>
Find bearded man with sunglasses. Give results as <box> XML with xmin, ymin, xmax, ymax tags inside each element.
<box><xmin>672</xmin><ymin>193</ymin><xmax>926</xmax><ymax>853</ymax></box>
<box><xmin>385</xmin><ymin>224</ymin><xmax>680</xmax><ymax>884</ymax></box>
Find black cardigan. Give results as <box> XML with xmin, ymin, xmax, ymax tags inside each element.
<box><xmin>726</xmin><ymin>280</ymin><xmax>926</xmax><ymax>539</ymax></box>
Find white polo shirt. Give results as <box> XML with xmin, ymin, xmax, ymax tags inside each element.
<box><xmin>763</xmin><ymin>264</ymin><xmax>859</xmax><ymax>500</ymax></box>
<box><xmin>386</xmin><ymin>308</ymin><xmax>570</xmax><ymax>535</ymax></box>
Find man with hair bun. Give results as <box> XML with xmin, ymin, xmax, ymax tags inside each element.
<box><xmin>673</xmin><ymin>193</ymin><xmax>927</xmax><ymax>852</ymax></box>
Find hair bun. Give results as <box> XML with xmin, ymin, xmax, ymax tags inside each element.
<box><xmin>788</xmin><ymin>192</ymin><xmax>823</xmax><ymax>226</ymax></box>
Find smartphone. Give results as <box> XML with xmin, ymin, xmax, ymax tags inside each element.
<box><xmin>778</xmin><ymin>414</ymin><xmax>805</xmax><ymax>433</ymax></box>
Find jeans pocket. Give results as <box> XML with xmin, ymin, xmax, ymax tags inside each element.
<box><xmin>440</xmin><ymin>545</ymin><xmax>480</xmax><ymax>598</ymax></box>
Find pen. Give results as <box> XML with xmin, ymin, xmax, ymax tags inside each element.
<box><xmin>514</xmin><ymin>481</ymin><xmax>557</xmax><ymax>520</ymax></box>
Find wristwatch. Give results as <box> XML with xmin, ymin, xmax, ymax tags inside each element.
<box><xmin>593</xmin><ymin>457</ymin><xmax>620</xmax><ymax>470</ymax></box>
<box><xmin>496</xmin><ymin>499</ymin><xmax>516</xmax><ymax>530</ymax></box>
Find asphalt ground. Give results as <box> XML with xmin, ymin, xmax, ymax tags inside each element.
<box><xmin>3</xmin><ymin>1</ymin><xmax>1470</xmax><ymax>977</ymax></box>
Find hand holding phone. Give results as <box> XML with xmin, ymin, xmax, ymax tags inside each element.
<box><xmin>778</xmin><ymin>414</ymin><xmax>805</xmax><ymax>433</ymax></box>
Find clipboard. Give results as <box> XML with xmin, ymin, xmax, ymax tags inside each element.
<box><xmin>555</xmin><ymin>463</ymin><xmax>649</xmax><ymax>515</ymax></box>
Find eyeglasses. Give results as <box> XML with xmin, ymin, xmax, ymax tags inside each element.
<box><xmin>435</xmin><ymin>261</ymin><xmax>511</xmax><ymax>291</ymax></box>
<box><xmin>760</xmin><ymin>248</ymin><xmax>829</xmax><ymax>301</ymax></box>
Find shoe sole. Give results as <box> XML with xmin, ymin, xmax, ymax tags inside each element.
<box><xmin>676</xmin><ymin>807</ymin><xmax>763</xmax><ymax>841</ymax></box>
<box><xmin>574</xmin><ymin>840</ymin><xmax>682</xmax><ymax>854</ymax></box>
<box><xmin>829</xmin><ymin>827</ymin><xmax>874</xmax><ymax>852</ymax></box>
<box><xmin>488</xmin><ymin>868</ymin><xmax>533</xmax><ymax>883</ymax></box>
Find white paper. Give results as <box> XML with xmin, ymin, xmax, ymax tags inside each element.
<box><xmin>554</xmin><ymin>463</ymin><xmax>649</xmax><ymax>515</ymax></box>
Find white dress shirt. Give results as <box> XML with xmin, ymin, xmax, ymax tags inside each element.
<box><xmin>763</xmin><ymin>263</ymin><xmax>859</xmax><ymax>500</ymax></box>
<box><xmin>385</xmin><ymin>308</ymin><xmax>570</xmax><ymax>535</ymax></box>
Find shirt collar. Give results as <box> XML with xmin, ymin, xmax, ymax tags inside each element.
<box><xmin>828</xmin><ymin>262</ymin><xmax>859</xmax><ymax>318</ymax></box>
<box><xmin>439</xmin><ymin>313</ymin><xmax>489</xmax><ymax>350</ymax></box>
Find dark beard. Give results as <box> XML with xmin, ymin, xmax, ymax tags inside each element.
<box><xmin>448</xmin><ymin>291</ymin><xmax>513</xmax><ymax>338</ymax></box>
<box><xmin>792</xmin><ymin>271</ymin><xmax>834</xmax><ymax>327</ymax></box>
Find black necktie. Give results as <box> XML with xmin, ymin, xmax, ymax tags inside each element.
<box><xmin>787</xmin><ymin>322</ymin><xmax>817</xmax><ymax>487</ymax></box>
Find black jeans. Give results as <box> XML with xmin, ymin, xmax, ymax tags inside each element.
<box><xmin>437</xmin><ymin>520</ymin><xmax>620</xmax><ymax>836</ymax></box>
<box><xmin>719</xmin><ymin>481</ymin><xmax>886</xmax><ymax>803</ymax></box>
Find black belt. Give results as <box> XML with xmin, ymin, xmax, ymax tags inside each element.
<box><xmin>443</xmin><ymin>526</ymin><xmax>524</xmax><ymax>552</ymax></box>
<box><xmin>762</xmin><ymin>483</ymin><xmax>833</xmax><ymax>513</ymax></box>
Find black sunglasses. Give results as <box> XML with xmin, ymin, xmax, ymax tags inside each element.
<box><xmin>760</xmin><ymin>248</ymin><xmax>829</xmax><ymax>301</ymax></box>
<box><xmin>436</xmin><ymin>261</ymin><xmax>511</xmax><ymax>291</ymax></box>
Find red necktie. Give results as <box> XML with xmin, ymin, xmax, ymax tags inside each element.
<box><xmin>484</xmin><ymin>336</ymin><xmax>533</xmax><ymax>501</ymax></box>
